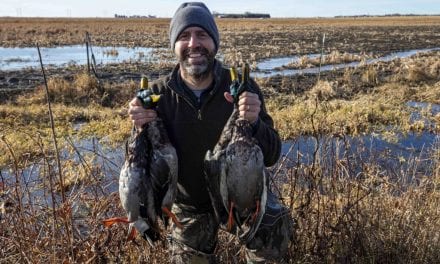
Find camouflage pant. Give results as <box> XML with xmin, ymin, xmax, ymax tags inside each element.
<box><xmin>168</xmin><ymin>192</ymin><xmax>294</xmax><ymax>264</ymax></box>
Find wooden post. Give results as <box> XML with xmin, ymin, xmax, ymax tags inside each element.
<box><xmin>85</xmin><ymin>32</ymin><xmax>90</xmax><ymax>74</ymax></box>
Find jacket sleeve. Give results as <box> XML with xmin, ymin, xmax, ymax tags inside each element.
<box><xmin>250</xmin><ymin>79</ymin><xmax>281</xmax><ymax>167</ymax></box>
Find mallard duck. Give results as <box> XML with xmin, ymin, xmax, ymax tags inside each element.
<box><xmin>103</xmin><ymin>78</ymin><xmax>180</xmax><ymax>245</ymax></box>
<box><xmin>204</xmin><ymin>64</ymin><xmax>267</xmax><ymax>243</ymax></box>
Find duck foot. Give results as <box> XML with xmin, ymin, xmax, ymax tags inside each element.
<box><xmin>227</xmin><ymin>201</ymin><xmax>235</xmax><ymax>231</ymax></box>
<box><xmin>162</xmin><ymin>207</ymin><xmax>183</xmax><ymax>229</ymax></box>
<box><xmin>251</xmin><ymin>200</ymin><xmax>260</xmax><ymax>224</ymax></box>
<box><xmin>102</xmin><ymin>217</ymin><xmax>129</xmax><ymax>227</ymax></box>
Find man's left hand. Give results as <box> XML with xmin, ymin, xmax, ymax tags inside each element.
<box><xmin>224</xmin><ymin>91</ymin><xmax>261</xmax><ymax>124</ymax></box>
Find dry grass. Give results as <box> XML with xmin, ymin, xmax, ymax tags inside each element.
<box><xmin>279</xmin><ymin>140</ymin><xmax>440</xmax><ymax>263</ymax></box>
<box><xmin>1</xmin><ymin>16</ymin><xmax>440</xmax><ymax>263</ymax></box>
<box><xmin>1</xmin><ymin>127</ymin><xmax>439</xmax><ymax>263</ymax></box>
<box><xmin>0</xmin><ymin>74</ymin><xmax>133</xmax><ymax>168</ymax></box>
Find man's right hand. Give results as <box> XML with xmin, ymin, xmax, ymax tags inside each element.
<box><xmin>128</xmin><ymin>97</ymin><xmax>157</xmax><ymax>131</ymax></box>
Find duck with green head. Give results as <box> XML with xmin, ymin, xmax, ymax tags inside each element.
<box><xmin>204</xmin><ymin>63</ymin><xmax>267</xmax><ymax>243</ymax></box>
<box><xmin>103</xmin><ymin>77</ymin><xmax>180</xmax><ymax>245</ymax></box>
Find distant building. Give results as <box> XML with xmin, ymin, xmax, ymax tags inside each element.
<box><xmin>213</xmin><ymin>11</ymin><xmax>270</xmax><ymax>19</ymax></box>
<box><xmin>114</xmin><ymin>14</ymin><xmax>156</xmax><ymax>18</ymax></box>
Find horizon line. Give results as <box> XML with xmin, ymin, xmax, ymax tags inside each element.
<box><xmin>2</xmin><ymin>13</ymin><xmax>440</xmax><ymax>19</ymax></box>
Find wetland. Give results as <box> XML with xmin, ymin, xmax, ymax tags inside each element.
<box><xmin>1</xmin><ymin>16</ymin><xmax>439</xmax><ymax>263</ymax></box>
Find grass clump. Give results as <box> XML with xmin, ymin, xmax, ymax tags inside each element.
<box><xmin>0</xmin><ymin>73</ymin><xmax>134</xmax><ymax>169</ymax></box>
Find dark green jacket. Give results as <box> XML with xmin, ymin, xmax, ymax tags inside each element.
<box><xmin>151</xmin><ymin>60</ymin><xmax>281</xmax><ymax>212</ymax></box>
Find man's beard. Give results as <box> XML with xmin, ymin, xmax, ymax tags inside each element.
<box><xmin>179</xmin><ymin>47</ymin><xmax>215</xmax><ymax>81</ymax></box>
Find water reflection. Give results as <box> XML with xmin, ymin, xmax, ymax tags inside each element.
<box><xmin>279</xmin><ymin>101</ymin><xmax>439</xmax><ymax>179</ymax></box>
<box><xmin>0</xmin><ymin>45</ymin><xmax>161</xmax><ymax>70</ymax></box>
<box><xmin>0</xmin><ymin>137</ymin><xmax>124</xmax><ymax>205</ymax></box>
<box><xmin>281</xmin><ymin>131</ymin><xmax>438</xmax><ymax>184</ymax></box>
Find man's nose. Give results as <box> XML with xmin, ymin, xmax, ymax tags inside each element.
<box><xmin>188</xmin><ymin>34</ymin><xmax>200</xmax><ymax>48</ymax></box>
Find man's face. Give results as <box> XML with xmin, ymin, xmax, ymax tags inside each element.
<box><xmin>174</xmin><ymin>26</ymin><xmax>216</xmax><ymax>80</ymax></box>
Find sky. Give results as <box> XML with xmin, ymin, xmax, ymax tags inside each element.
<box><xmin>1</xmin><ymin>0</ymin><xmax>439</xmax><ymax>18</ymax></box>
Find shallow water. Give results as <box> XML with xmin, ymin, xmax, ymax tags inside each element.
<box><xmin>280</xmin><ymin>101</ymin><xmax>439</xmax><ymax>173</ymax></box>
<box><xmin>254</xmin><ymin>47</ymin><xmax>440</xmax><ymax>78</ymax></box>
<box><xmin>281</xmin><ymin>129</ymin><xmax>438</xmax><ymax>185</ymax></box>
<box><xmin>2</xmin><ymin>46</ymin><xmax>439</xmax><ymax>75</ymax></box>
<box><xmin>0</xmin><ymin>101</ymin><xmax>437</xmax><ymax>202</ymax></box>
<box><xmin>0</xmin><ymin>45</ymin><xmax>157</xmax><ymax>70</ymax></box>
<box><xmin>0</xmin><ymin>136</ymin><xmax>124</xmax><ymax>206</ymax></box>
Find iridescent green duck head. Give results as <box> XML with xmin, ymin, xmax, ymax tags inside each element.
<box><xmin>136</xmin><ymin>77</ymin><xmax>161</xmax><ymax>109</ymax></box>
<box><xmin>229</xmin><ymin>63</ymin><xmax>253</xmax><ymax>104</ymax></box>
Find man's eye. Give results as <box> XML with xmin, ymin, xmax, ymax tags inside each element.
<box><xmin>198</xmin><ymin>32</ymin><xmax>208</xmax><ymax>38</ymax></box>
<box><xmin>178</xmin><ymin>33</ymin><xmax>190</xmax><ymax>40</ymax></box>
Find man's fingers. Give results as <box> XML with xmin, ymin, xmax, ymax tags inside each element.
<box><xmin>239</xmin><ymin>109</ymin><xmax>259</xmax><ymax>123</ymax></box>
<box><xmin>225</xmin><ymin>91</ymin><xmax>261</xmax><ymax>123</ymax></box>
<box><xmin>129</xmin><ymin>97</ymin><xmax>142</xmax><ymax>107</ymax></box>
<box><xmin>133</xmin><ymin>117</ymin><xmax>151</xmax><ymax>129</ymax></box>
<box><xmin>128</xmin><ymin>96</ymin><xmax>157</xmax><ymax>130</ymax></box>
<box><xmin>238</xmin><ymin>92</ymin><xmax>261</xmax><ymax>106</ymax></box>
<box><xmin>238</xmin><ymin>104</ymin><xmax>258</xmax><ymax>112</ymax></box>
<box><xmin>130</xmin><ymin>109</ymin><xmax>157</xmax><ymax>119</ymax></box>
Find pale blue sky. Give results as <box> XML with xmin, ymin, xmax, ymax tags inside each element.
<box><xmin>1</xmin><ymin>0</ymin><xmax>439</xmax><ymax>18</ymax></box>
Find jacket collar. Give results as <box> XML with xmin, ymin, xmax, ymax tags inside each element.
<box><xmin>166</xmin><ymin>59</ymin><xmax>225</xmax><ymax>96</ymax></box>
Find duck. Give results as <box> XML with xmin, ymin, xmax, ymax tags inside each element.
<box><xmin>204</xmin><ymin>64</ymin><xmax>267</xmax><ymax>243</ymax></box>
<box><xmin>103</xmin><ymin>77</ymin><xmax>180</xmax><ymax>245</ymax></box>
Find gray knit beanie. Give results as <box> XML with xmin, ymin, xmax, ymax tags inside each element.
<box><xmin>169</xmin><ymin>2</ymin><xmax>219</xmax><ymax>52</ymax></box>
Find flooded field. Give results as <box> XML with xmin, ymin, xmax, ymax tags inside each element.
<box><xmin>0</xmin><ymin>45</ymin><xmax>159</xmax><ymax>70</ymax></box>
<box><xmin>1</xmin><ymin>17</ymin><xmax>440</xmax><ymax>263</ymax></box>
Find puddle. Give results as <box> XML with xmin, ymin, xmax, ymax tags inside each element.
<box><xmin>0</xmin><ymin>45</ymin><xmax>166</xmax><ymax>70</ymax></box>
<box><xmin>257</xmin><ymin>54</ymin><xmax>320</xmax><ymax>71</ymax></box>
<box><xmin>0</xmin><ymin>136</ymin><xmax>124</xmax><ymax>206</ymax></box>
<box><xmin>254</xmin><ymin>47</ymin><xmax>440</xmax><ymax>78</ymax></box>
<box><xmin>3</xmin><ymin>46</ymin><xmax>439</xmax><ymax>74</ymax></box>
<box><xmin>2</xmin><ymin>129</ymin><xmax>437</xmax><ymax>204</ymax></box>
<box><xmin>407</xmin><ymin>101</ymin><xmax>440</xmax><ymax>128</ymax></box>
<box><xmin>281</xmin><ymin>131</ymin><xmax>437</xmax><ymax>183</ymax></box>
<box><xmin>1</xmin><ymin>100</ymin><xmax>438</xmax><ymax>202</ymax></box>
<box><xmin>279</xmin><ymin>101</ymin><xmax>439</xmax><ymax>181</ymax></box>
<box><xmin>407</xmin><ymin>101</ymin><xmax>440</xmax><ymax>115</ymax></box>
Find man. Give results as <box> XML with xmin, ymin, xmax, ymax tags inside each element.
<box><xmin>128</xmin><ymin>2</ymin><xmax>293</xmax><ymax>263</ymax></box>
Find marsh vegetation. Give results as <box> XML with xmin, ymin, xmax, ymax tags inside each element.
<box><xmin>1</xmin><ymin>16</ymin><xmax>439</xmax><ymax>263</ymax></box>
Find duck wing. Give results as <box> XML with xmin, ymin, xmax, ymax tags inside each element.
<box><xmin>118</xmin><ymin>128</ymin><xmax>161</xmax><ymax>243</ymax></box>
<box><xmin>204</xmin><ymin>149</ymin><xmax>228</xmax><ymax>225</ymax></box>
<box><xmin>147</xmin><ymin>119</ymin><xmax>179</xmax><ymax>228</ymax></box>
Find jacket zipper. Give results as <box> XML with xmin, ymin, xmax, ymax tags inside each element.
<box><xmin>175</xmin><ymin>92</ymin><xmax>203</xmax><ymax>120</ymax></box>
<box><xmin>166</xmin><ymin>71</ymin><xmax>220</xmax><ymax>122</ymax></box>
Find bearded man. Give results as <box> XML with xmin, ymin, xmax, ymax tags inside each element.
<box><xmin>128</xmin><ymin>2</ymin><xmax>293</xmax><ymax>263</ymax></box>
